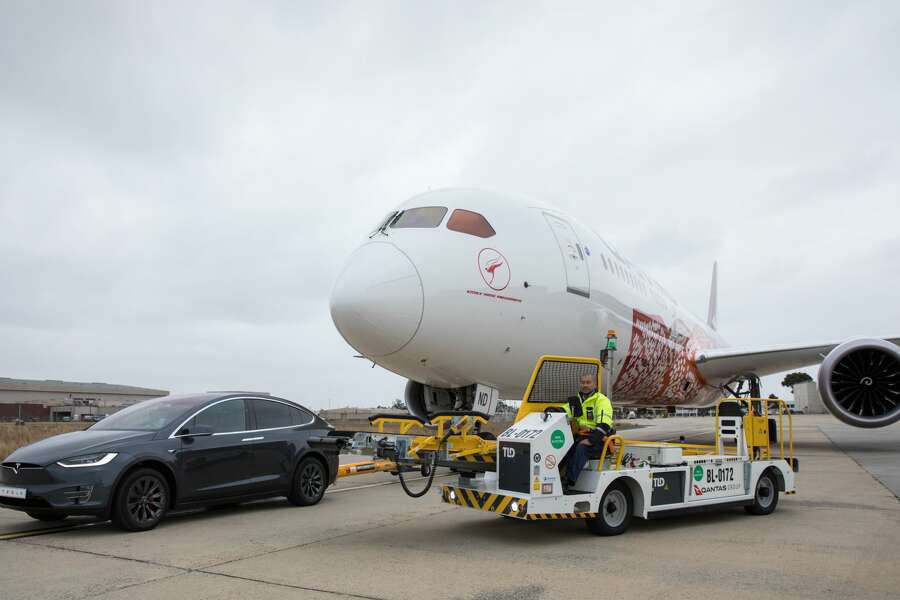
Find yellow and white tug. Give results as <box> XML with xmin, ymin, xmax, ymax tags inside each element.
<box><xmin>363</xmin><ymin>355</ymin><xmax>797</xmax><ymax>535</ymax></box>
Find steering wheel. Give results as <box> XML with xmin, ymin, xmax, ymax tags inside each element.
<box><xmin>542</xmin><ymin>406</ymin><xmax>567</xmax><ymax>422</ymax></box>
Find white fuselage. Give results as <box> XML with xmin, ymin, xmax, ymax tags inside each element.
<box><xmin>330</xmin><ymin>189</ymin><xmax>729</xmax><ymax>407</ymax></box>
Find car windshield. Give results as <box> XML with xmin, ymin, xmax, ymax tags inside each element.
<box><xmin>90</xmin><ymin>396</ymin><xmax>202</xmax><ymax>431</ymax></box>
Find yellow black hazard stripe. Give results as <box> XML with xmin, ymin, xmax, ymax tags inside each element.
<box><xmin>524</xmin><ymin>512</ymin><xmax>597</xmax><ymax>520</ymax></box>
<box><xmin>441</xmin><ymin>486</ymin><xmax>596</xmax><ymax>521</ymax></box>
<box><xmin>456</xmin><ymin>453</ymin><xmax>495</xmax><ymax>463</ymax></box>
<box><xmin>441</xmin><ymin>486</ymin><xmax>528</xmax><ymax>518</ymax></box>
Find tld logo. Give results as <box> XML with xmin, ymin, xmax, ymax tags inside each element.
<box><xmin>478</xmin><ymin>248</ymin><xmax>510</xmax><ymax>291</ymax></box>
<box><xmin>652</xmin><ymin>477</ymin><xmax>667</xmax><ymax>489</ymax></box>
<box><xmin>502</xmin><ymin>447</ymin><xmax>516</xmax><ymax>459</ymax></box>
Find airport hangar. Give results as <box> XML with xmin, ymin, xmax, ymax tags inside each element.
<box><xmin>0</xmin><ymin>378</ymin><xmax>168</xmax><ymax>421</ymax></box>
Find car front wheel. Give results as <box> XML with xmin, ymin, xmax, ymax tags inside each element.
<box><xmin>111</xmin><ymin>468</ymin><xmax>169</xmax><ymax>531</ymax></box>
<box><xmin>288</xmin><ymin>457</ymin><xmax>327</xmax><ymax>506</ymax></box>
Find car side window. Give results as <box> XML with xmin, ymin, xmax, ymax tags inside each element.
<box><xmin>291</xmin><ymin>407</ymin><xmax>315</xmax><ymax>426</ymax></box>
<box><xmin>251</xmin><ymin>399</ymin><xmax>299</xmax><ymax>430</ymax></box>
<box><xmin>189</xmin><ymin>399</ymin><xmax>247</xmax><ymax>434</ymax></box>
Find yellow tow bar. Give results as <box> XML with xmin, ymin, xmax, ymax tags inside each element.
<box><xmin>337</xmin><ymin>459</ymin><xmax>397</xmax><ymax>478</ymax></box>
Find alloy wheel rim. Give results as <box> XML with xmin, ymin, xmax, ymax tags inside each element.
<box><xmin>126</xmin><ymin>476</ymin><xmax>164</xmax><ymax>524</ymax></box>
<box><xmin>301</xmin><ymin>463</ymin><xmax>324</xmax><ymax>498</ymax></box>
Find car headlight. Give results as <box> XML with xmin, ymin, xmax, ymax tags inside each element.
<box><xmin>57</xmin><ymin>452</ymin><xmax>118</xmax><ymax>468</ymax></box>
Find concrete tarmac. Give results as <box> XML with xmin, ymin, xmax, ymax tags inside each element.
<box><xmin>1</xmin><ymin>415</ymin><xmax>898</xmax><ymax>600</ymax></box>
<box><xmin>817</xmin><ymin>422</ymin><xmax>900</xmax><ymax>498</ymax></box>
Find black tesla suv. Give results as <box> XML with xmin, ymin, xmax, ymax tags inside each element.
<box><xmin>0</xmin><ymin>393</ymin><xmax>343</xmax><ymax>531</ymax></box>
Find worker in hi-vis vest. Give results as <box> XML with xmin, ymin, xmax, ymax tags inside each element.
<box><xmin>562</xmin><ymin>372</ymin><xmax>615</xmax><ymax>490</ymax></box>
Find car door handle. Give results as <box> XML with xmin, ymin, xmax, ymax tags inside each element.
<box><xmin>241</xmin><ymin>436</ymin><xmax>265</xmax><ymax>442</ymax></box>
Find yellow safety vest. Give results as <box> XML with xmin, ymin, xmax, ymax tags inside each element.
<box><xmin>566</xmin><ymin>390</ymin><xmax>614</xmax><ymax>429</ymax></box>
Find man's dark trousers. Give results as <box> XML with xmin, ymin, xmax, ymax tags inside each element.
<box><xmin>565</xmin><ymin>430</ymin><xmax>605</xmax><ymax>484</ymax></box>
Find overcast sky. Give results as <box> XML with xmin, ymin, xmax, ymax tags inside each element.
<box><xmin>2</xmin><ymin>2</ymin><xmax>898</xmax><ymax>409</ymax></box>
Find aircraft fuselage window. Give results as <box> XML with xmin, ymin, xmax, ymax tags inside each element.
<box><xmin>390</xmin><ymin>206</ymin><xmax>448</xmax><ymax>229</ymax></box>
<box><xmin>446</xmin><ymin>209</ymin><xmax>496</xmax><ymax>238</ymax></box>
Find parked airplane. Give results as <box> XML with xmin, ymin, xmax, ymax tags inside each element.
<box><xmin>330</xmin><ymin>189</ymin><xmax>900</xmax><ymax>429</ymax></box>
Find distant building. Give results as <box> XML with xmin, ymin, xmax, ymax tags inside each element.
<box><xmin>792</xmin><ymin>381</ymin><xmax>827</xmax><ymax>414</ymax></box>
<box><xmin>0</xmin><ymin>378</ymin><xmax>168</xmax><ymax>421</ymax></box>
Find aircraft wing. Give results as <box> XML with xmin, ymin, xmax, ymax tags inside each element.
<box><xmin>694</xmin><ymin>336</ymin><xmax>900</xmax><ymax>382</ymax></box>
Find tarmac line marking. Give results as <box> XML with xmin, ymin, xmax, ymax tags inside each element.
<box><xmin>787</xmin><ymin>499</ymin><xmax>898</xmax><ymax>512</ymax></box>
<box><xmin>818</xmin><ymin>426</ymin><xmax>900</xmax><ymax>501</ymax></box>
<box><xmin>6</xmin><ymin>500</ymin><xmax>460</xmax><ymax>600</ymax></box>
<box><xmin>198</xmin><ymin>505</ymin><xmax>458</xmax><ymax>572</ymax></box>
<box><xmin>191</xmin><ymin>570</ymin><xmax>391</xmax><ymax>600</ymax></box>
<box><xmin>77</xmin><ymin>572</ymin><xmax>189</xmax><ymax>600</ymax></box>
<box><xmin>0</xmin><ymin>474</ymin><xmax>452</xmax><ymax>541</ymax></box>
<box><xmin>0</xmin><ymin>522</ymin><xmax>100</xmax><ymax>541</ymax></box>
<box><xmin>327</xmin><ymin>473</ymin><xmax>453</xmax><ymax>494</ymax></box>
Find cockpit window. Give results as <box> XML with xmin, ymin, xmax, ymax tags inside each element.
<box><xmin>390</xmin><ymin>206</ymin><xmax>448</xmax><ymax>229</ymax></box>
<box><xmin>446</xmin><ymin>209</ymin><xmax>495</xmax><ymax>238</ymax></box>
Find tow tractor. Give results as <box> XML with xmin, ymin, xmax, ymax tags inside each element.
<box><xmin>349</xmin><ymin>355</ymin><xmax>797</xmax><ymax>536</ymax></box>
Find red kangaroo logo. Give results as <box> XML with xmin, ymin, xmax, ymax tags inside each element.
<box><xmin>477</xmin><ymin>248</ymin><xmax>510</xmax><ymax>291</ymax></box>
<box><xmin>484</xmin><ymin>258</ymin><xmax>504</xmax><ymax>284</ymax></box>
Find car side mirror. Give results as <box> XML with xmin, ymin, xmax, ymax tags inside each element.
<box><xmin>179</xmin><ymin>425</ymin><xmax>214</xmax><ymax>437</ymax></box>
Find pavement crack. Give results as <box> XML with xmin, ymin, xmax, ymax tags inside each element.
<box><xmin>199</xmin><ymin>505</ymin><xmax>457</xmax><ymax>571</ymax></box>
<box><xmin>11</xmin><ymin>538</ymin><xmax>189</xmax><ymax>572</ymax></box>
<box><xmin>10</xmin><ymin>514</ymin><xmax>439</xmax><ymax>600</ymax></box>
<box><xmin>818</xmin><ymin>426</ymin><xmax>900</xmax><ymax>501</ymax></box>
<box><xmin>787</xmin><ymin>499</ymin><xmax>899</xmax><ymax>513</ymax></box>
<box><xmin>194</xmin><ymin>570</ymin><xmax>391</xmax><ymax>600</ymax></box>
<box><xmin>3</xmin><ymin>476</ymin><xmax>457</xmax><ymax>600</ymax></box>
<box><xmin>76</xmin><ymin>572</ymin><xmax>189</xmax><ymax>600</ymax></box>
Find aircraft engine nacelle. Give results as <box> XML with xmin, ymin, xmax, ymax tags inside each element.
<box><xmin>404</xmin><ymin>380</ymin><xmax>475</xmax><ymax>422</ymax></box>
<box><xmin>818</xmin><ymin>338</ymin><xmax>900</xmax><ymax>428</ymax></box>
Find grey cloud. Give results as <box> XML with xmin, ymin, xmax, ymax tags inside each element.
<box><xmin>1</xmin><ymin>2</ymin><xmax>898</xmax><ymax>407</ymax></box>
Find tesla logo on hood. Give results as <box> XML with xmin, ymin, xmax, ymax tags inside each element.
<box><xmin>478</xmin><ymin>248</ymin><xmax>510</xmax><ymax>291</ymax></box>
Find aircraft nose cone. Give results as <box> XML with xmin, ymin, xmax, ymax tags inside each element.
<box><xmin>330</xmin><ymin>242</ymin><xmax>423</xmax><ymax>357</ymax></box>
